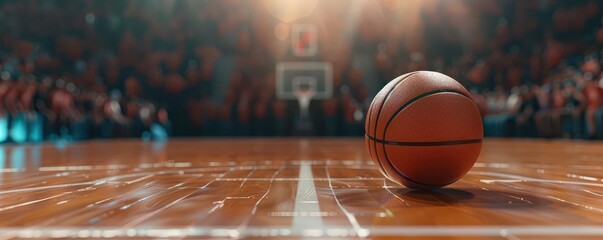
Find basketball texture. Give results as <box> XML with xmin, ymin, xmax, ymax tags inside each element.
<box><xmin>365</xmin><ymin>71</ymin><xmax>483</xmax><ymax>189</ymax></box>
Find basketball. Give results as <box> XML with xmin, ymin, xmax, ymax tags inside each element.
<box><xmin>365</xmin><ymin>71</ymin><xmax>483</xmax><ymax>189</ymax></box>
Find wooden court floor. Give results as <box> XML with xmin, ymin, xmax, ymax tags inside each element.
<box><xmin>0</xmin><ymin>138</ymin><xmax>602</xmax><ymax>239</ymax></box>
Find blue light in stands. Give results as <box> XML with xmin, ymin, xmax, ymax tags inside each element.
<box><xmin>151</xmin><ymin>124</ymin><xmax>168</xmax><ymax>141</ymax></box>
<box><xmin>0</xmin><ymin>116</ymin><xmax>7</xmax><ymax>143</ymax></box>
<box><xmin>9</xmin><ymin>114</ymin><xmax>27</xmax><ymax>143</ymax></box>
<box><xmin>28</xmin><ymin>113</ymin><xmax>43</xmax><ymax>143</ymax></box>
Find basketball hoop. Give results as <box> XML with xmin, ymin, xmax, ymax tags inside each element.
<box><xmin>275</xmin><ymin>61</ymin><xmax>332</xmax><ymax>135</ymax></box>
<box><xmin>294</xmin><ymin>87</ymin><xmax>315</xmax><ymax>119</ymax></box>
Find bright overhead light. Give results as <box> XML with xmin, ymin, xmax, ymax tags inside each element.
<box><xmin>263</xmin><ymin>0</ymin><xmax>319</xmax><ymax>23</ymax></box>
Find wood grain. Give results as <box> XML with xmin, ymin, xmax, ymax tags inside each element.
<box><xmin>0</xmin><ymin>139</ymin><xmax>602</xmax><ymax>239</ymax></box>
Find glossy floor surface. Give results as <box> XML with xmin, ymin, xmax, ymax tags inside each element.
<box><xmin>0</xmin><ymin>139</ymin><xmax>602</xmax><ymax>239</ymax></box>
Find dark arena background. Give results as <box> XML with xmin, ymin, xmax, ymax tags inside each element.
<box><xmin>1</xmin><ymin>0</ymin><xmax>603</xmax><ymax>239</ymax></box>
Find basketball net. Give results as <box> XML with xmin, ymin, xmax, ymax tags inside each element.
<box><xmin>294</xmin><ymin>88</ymin><xmax>315</xmax><ymax>119</ymax></box>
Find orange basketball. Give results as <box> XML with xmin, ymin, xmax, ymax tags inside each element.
<box><xmin>365</xmin><ymin>71</ymin><xmax>483</xmax><ymax>189</ymax></box>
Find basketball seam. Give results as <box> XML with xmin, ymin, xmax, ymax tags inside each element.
<box><xmin>379</xmin><ymin>88</ymin><xmax>480</xmax><ymax>188</ymax></box>
<box><xmin>371</xmin><ymin>72</ymin><xmax>417</xmax><ymax>179</ymax></box>
<box><xmin>366</xmin><ymin>134</ymin><xmax>482</xmax><ymax>146</ymax></box>
<box><xmin>383</xmin><ymin>90</ymin><xmax>473</xmax><ymax>136</ymax></box>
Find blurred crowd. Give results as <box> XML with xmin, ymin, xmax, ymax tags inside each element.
<box><xmin>0</xmin><ymin>0</ymin><xmax>603</xmax><ymax>143</ymax></box>
<box><xmin>477</xmin><ymin>67</ymin><xmax>603</xmax><ymax>139</ymax></box>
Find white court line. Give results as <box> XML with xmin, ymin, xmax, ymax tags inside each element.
<box><xmin>365</xmin><ymin>226</ymin><xmax>603</xmax><ymax>236</ymax></box>
<box><xmin>473</xmin><ymin>171</ymin><xmax>603</xmax><ymax>187</ymax></box>
<box><xmin>0</xmin><ymin>167</ymin><xmax>251</xmax><ymax>195</ymax></box>
<box><xmin>291</xmin><ymin>161</ymin><xmax>324</xmax><ymax>233</ymax></box>
<box><xmin>3</xmin><ymin>226</ymin><xmax>603</xmax><ymax>238</ymax></box>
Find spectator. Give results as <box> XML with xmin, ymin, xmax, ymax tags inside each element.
<box><xmin>516</xmin><ymin>86</ymin><xmax>540</xmax><ymax>137</ymax></box>
<box><xmin>561</xmin><ymin>81</ymin><xmax>586</xmax><ymax>138</ymax></box>
<box><xmin>584</xmin><ymin>73</ymin><xmax>603</xmax><ymax>138</ymax></box>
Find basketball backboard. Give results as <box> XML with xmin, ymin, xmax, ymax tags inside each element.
<box><xmin>276</xmin><ymin>61</ymin><xmax>333</xmax><ymax>100</ymax></box>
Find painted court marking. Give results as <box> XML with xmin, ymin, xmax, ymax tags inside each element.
<box><xmin>2</xmin><ymin>226</ymin><xmax>603</xmax><ymax>238</ymax></box>
<box><xmin>292</xmin><ymin>161</ymin><xmax>324</xmax><ymax>233</ymax></box>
